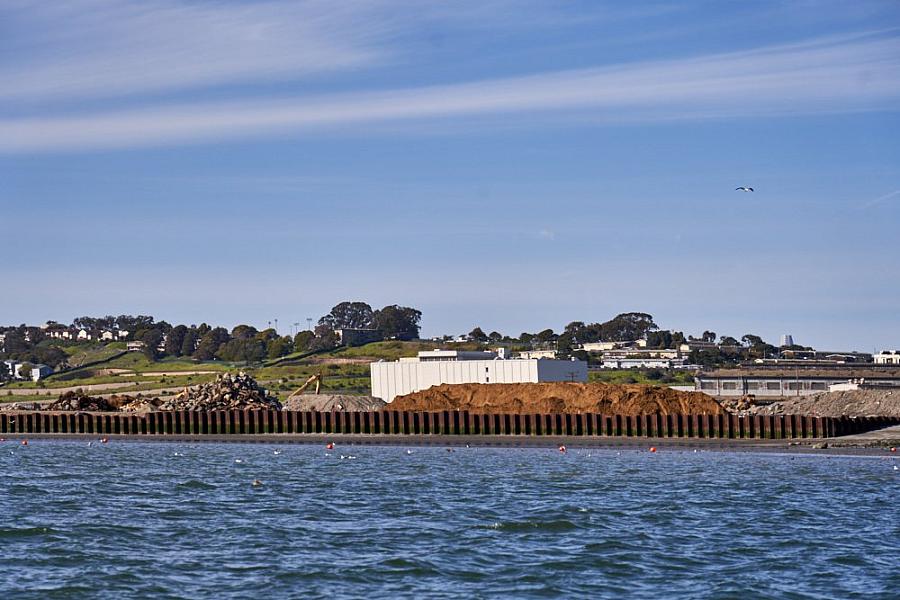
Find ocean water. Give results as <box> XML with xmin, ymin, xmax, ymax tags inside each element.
<box><xmin>0</xmin><ymin>441</ymin><xmax>897</xmax><ymax>599</ymax></box>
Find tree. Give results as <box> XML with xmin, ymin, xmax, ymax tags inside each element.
<box><xmin>372</xmin><ymin>305</ymin><xmax>421</xmax><ymax>340</ymax></box>
<box><xmin>535</xmin><ymin>329</ymin><xmax>557</xmax><ymax>343</ymax></box>
<box><xmin>164</xmin><ymin>325</ymin><xmax>188</xmax><ymax>357</ymax></box>
<box><xmin>16</xmin><ymin>362</ymin><xmax>34</xmax><ymax>380</ymax></box>
<box><xmin>599</xmin><ymin>312</ymin><xmax>658</xmax><ymax>342</ymax></box>
<box><xmin>719</xmin><ymin>335</ymin><xmax>740</xmax><ymax>346</ymax></box>
<box><xmin>308</xmin><ymin>324</ymin><xmax>340</xmax><ymax>351</ymax></box>
<box><xmin>741</xmin><ymin>334</ymin><xmax>764</xmax><ymax>347</ymax></box>
<box><xmin>488</xmin><ymin>331</ymin><xmax>503</xmax><ymax>342</ymax></box>
<box><xmin>140</xmin><ymin>329</ymin><xmax>164</xmax><ymax>360</ymax></box>
<box><xmin>702</xmin><ymin>330</ymin><xmax>717</xmax><ymax>343</ymax></box>
<box><xmin>216</xmin><ymin>339</ymin><xmax>266</xmax><ymax>363</ymax></box>
<box><xmin>318</xmin><ymin>302</ymin><xmax>375</xmax><ymax>330</ymax></box>
<box><xmin>0</xmin><ymin>361</ymin><xmax>10</xmax><ymax>382</ymax></box>
<box><xmin>468</xmin><ymin>327</ymin><xmax>488</xmax><ymax>342</ymax></box>
<box><xmin>231</xmin><ymin>324</ymin><xmax>259</xmax><ymax>340</ymax></box>
<box><xmin>181</xmin><ymin>329</ymin><xmax>199</xmax><ymax>357</ymax></box>
<box><xmin>519</xmin><ymin>332</ymin><xmax>534</xmax><ymax>344</ymax></box>
<box><xmin>193</xmin><ymin>327</ymin><xmax>230</xmax><ymax>360</ymax></box>
<box><xmin>293</xmin><ymin>330</ymin><xmax>315</xmax><ymax>351</ymax></box>
<box><xmin>266</xmin><ymin>336</ymin><xmax>294</xmax><ymax>359</ymax></box>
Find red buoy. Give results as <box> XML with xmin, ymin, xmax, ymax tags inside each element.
<box><xmin>649</xmin><ymin>447</ymin><xmax>657</xmax><ymax>453</ymax></box>
<box><xmin>100</xmin><ymin>437</ymin><xmax>109</xmax><ymax>444</ymax></box>
<box><xmin>326</xmin><ymin>442</ymin><xmax>334</xmax><ymax>450</ymax></box>
<box><xmin>558</xmin><ymin>445</ymin><xmax>567</xmax><ymax>453</ymax></box>
<box><xmin>21</xmin><ymin>440</ymin><xmax>28</xmax><ymax>446</ymax></box>
<box><xmin>891</xmin><ymin>447</ymin><xmax>896</xmax><ymax>453</ymax></box>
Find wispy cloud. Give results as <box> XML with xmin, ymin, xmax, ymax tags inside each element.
<box><xmin>1</xmin><ymin>30</ymin><xmax>898</xmax><ymax>152</ymax></box>
<box><xmin>0</xmin><ymin>0</ymin><xmax>399</xmax><ymax>102</ymax></box>
<box><xmin>862</xmin><ymin>188</ymin><xmax>900</xmax><ymax>209</ymax></box>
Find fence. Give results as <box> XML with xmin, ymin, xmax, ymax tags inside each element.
<box><xmin>1</xmin><ymin>410</ymin><xmax>898</xmax><ymax>439</ymax></box>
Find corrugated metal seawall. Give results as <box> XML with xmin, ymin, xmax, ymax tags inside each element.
<box><xmin>1</xmin><ymin>411</ymin><xmax>897</xmax><ymax>439</ymax></box>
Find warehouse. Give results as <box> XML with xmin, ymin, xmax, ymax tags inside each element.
<box><xmin>694</xmin><ymin>366</ymin><xmax>900</xmax><ymax>398</ymax></box>
<box><xmin>370</xmin><ymin>350</ymin><xmax>587</xmax><ymax>402</ymax></box>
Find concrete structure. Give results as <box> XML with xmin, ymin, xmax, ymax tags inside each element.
<box><xmin>335</xmin><ymin>328</ymin><xmax>382</xmax><ymax>347</ymax></box>
<box><xmin>370</xmin><ymin>350</ymin><xmax>587</xmax><ymax>402</ymax></box>
<box><xmin>126</xmin><ymin>341</ymin><xmax>146</xmax><ymax>352</ymax></box>
<box><xmin>780</xmin><ymin>334</ymin><xmax>794</xmax><ymax>347</ymax></box>
<box><xmin>874</xmin><ymin>350</ymin><xmax>900</xmax><ymax>365</ymax></box>
<box><xmin>695</xmin><ymin>366</ymin><xmax>900</xmax><ymax>398</ymax></box>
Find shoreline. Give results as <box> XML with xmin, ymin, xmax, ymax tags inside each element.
<box><xmin>2</xmin><ymin>432</ymin><xmax>897</xmax><ymax>457</ymax></box>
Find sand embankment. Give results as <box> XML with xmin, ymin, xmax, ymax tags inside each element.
<box><xmin>389</xmin><ymin>382</ymin><xmax>723</xmax><ymax>415</ymax></box>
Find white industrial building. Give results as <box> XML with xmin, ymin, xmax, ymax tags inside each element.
<box><xmin>370</xmin><ymin>350</ymin><xmax>588</xmax><ymax>403</ymax></box>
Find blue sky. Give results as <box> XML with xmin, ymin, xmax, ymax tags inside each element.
<box><xmin>2</xmin><ymin>0</ymin><xmax>899</xmax><ymax>350</ymax></box>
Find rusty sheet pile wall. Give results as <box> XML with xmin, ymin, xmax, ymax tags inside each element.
<box><xmin>2</xmin><ymin>410</ymin><xmax>898</xmax><ymax>439</ymax></box>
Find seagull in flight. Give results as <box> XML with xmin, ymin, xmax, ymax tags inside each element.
<box><xmin>735</xmin><ymin>186</ymin><xmax>754</xmax><ymax>192</ymax></box>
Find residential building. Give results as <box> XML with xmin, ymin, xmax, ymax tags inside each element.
<box><xmin>678</xmin><ymin>340</ymin><xmax>718</xmax><ymax>353</ymax></box>
<box><xmin>370</xmin><ymin>350</ymin><xmax>587</xmax><ymax>402</ymax></box>
<box><xmin>126</xmin><ymin>341</ymin><xmax>146</xmax><ymax>352</ymax></box>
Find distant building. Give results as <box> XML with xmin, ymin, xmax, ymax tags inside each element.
<box><xmin>582</xmin><ymin>341</ymin><xmax>629</xmax><ymax>352</ymax></box>
<box><xmin>370</xmin><ymin>350</ymin><xmax>587</xmax><ymax>403</ymax></box>
<box><xmin>516</xmin><ymin>349</ymin><xmax>558</xmax><ymax>360</ymax></box>
<box><xmin>126</xmin><ymin>341</ymin><xmax>146</xmax><ymax>352</ymax></box>
<box><xmin>678</xmin><ymin>340</ymin><xmax>718</xmax><ymax>353</ymax></box>
<box><xmin>77</xmin><ymin>329</ymin><xmax>92</xmax><ymax>341</ymax></box>
<box><xmin>875</xmin><ymin>350</ymin><xmax>900</xmax><ymax>365</ymax></box>
<box><xmin>780</xmin><ymin>334</ymin><xmax>794</xmax><ymax>347</ymax></box>
<box><xmin>335</xmin><ymin>328</ymin><xmax>382</xmax><ymax>347</ymax></box>
<box><xmin>695</xmin><ymin>366</ymin><xmax>900</xmax><ymax>398</ymax></box>
<box><xmin>601</xmin><ymin>357</ymin><xmax>688</xmax><ymax>369</ymax></box>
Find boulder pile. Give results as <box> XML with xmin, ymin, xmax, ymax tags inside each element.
<box><xmin>157</xmin><ymin>372</ymin><xmax>282</xmax><ymax>411</ymax></box>
<box><xmin>48</xmin><ymin>391</ymin><xmax>118</xmax><ymax>412</ymax></box>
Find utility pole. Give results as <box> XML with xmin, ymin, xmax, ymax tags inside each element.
<box><xmin>274</xmin><ymin>318</ymin><xmax>278</xmax><ymax>334</ymax></box>
<box><xmin>306</xmin><ymin>318</ymin><xmax>313</xmax><ymax>331</ymax></box>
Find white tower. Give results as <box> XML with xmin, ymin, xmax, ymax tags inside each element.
<box><xmin>780</xmin><ymin>334</ymin><xmax>794</xmax><ymax>347</ymax></box>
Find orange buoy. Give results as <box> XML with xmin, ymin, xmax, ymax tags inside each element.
<box><xmin>326</xmin><ymin>442</ymin><xmax>334</xmax><ymax>450</ymax></box>
<box><xmin>649</xmin><ymin>447</ymin><xmax>657</xmax><ymax>453</ymax></box>
<box><xmin>558</xmin><ymin>445</ymin><xmax>567</xmax><ymax>453</ymax></box>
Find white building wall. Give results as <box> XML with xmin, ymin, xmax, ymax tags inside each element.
<box><xmin>371</xmin><ymin>359</ymin><xmax>587</xmax><ymax>402</ymax></box>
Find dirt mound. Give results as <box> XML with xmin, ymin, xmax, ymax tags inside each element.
<box><xmin>158</xmin><ymin>372</ymin><xmax>281</xmax><ymax>411</ymax></box>
<box><xmin>48</xmin><ymin>391</ymin><xmax>119</xmax><ymax>412</ymax></box>
<box><xmin>389</xmin><ymin>382</ymin><xmax>723</xmax><ymax>415</ymax></box>
<box><xmin>753</xmin><ymin>389</ymin><xmax>900</xmax><ymax>417</ymax></box>
<box><xmin>282</xmin><ymin>394</ymin><xmax>386</xmax><ymax>412</ymax></box>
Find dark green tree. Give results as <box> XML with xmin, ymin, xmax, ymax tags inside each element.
<box><xmin>319</xmin><ymin>302</ymin><xmax>375</xmax><ymax>330</ymax></box>
<box><xmin>372</xmin><ymin>305</ymin><xmax>421</xmax><ymax>340</ymax></box>
<box><xmin>164</xmin><ymin>325</ymin><xmax>188</xmax><ymax>357</ymax></box>
<box><xmin>468</xmin><ymin>327</ymin><xmax>488</xmax><ymax>342</ymax></box>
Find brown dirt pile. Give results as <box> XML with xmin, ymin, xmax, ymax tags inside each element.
<box><xmin>753</xmin><ymin>389</ymin><xmax>900</xmax><ymax>417</ymax></box>
<box><xmin>389</xmin><ymin>382</ymin><xmax>723</xmax><ymax>415</ymax></box>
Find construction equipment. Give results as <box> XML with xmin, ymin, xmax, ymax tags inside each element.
<box><xmin>288</xmin><ymin>373</ymin><xmax>322</xmax><ymax>399</ymax></box>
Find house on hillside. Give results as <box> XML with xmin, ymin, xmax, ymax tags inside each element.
<box><xmin>126</xmin><ymin>341</ymin><xmax>146</xmax><ymax>352</ymax></box>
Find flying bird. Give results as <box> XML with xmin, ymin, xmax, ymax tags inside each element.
<box><xmin>735</xmin><ymin>186</ymin><xmax>754</xmax><ymax>192</ymax></box>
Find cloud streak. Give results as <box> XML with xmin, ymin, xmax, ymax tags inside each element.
<box><xmin>1</xmin><ymin>31</ymin><xmax>898</xmax><ymax>152</ymax></box>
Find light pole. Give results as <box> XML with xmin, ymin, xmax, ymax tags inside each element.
<box><xmin>274</xmin><ymin>318</ymin><xmax>278</xmax><ymax>334</ymax></box>
<box><xmin>306</xmin><ymin>318</ymin><xmax>313</xmax><ymax>331</ymax></box>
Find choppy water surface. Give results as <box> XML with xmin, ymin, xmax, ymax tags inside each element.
<box><xmin>1</xmin><ymin>441</ymin><xmax>897</xmax><ymax>599</ymax></box>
